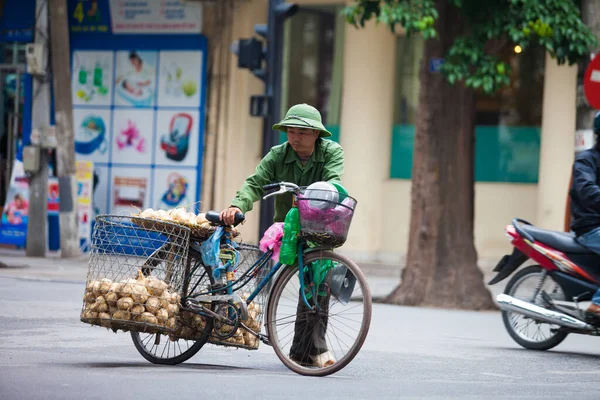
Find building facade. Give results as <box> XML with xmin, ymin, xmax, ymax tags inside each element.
<box><xmin>202</xmin><ymin>0</ymin><xmax>579</xmax><ymax>263</ymax></box>
<box><xmin>0</xmin><ymin>0</ymin><xmax>580</xmax><ymax>263</ymax></box>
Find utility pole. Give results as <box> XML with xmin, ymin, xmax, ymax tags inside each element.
<box><xmin>49</xmin><ymin>0</ymin><xmax>80</xmax><ymax>258</ymax></box>
<box><xmin>26</xmin><ymin>0</ymin><xmax>50</xmax><ymax>257</ymax></box>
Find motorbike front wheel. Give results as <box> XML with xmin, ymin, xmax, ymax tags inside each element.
<box><xmin>501</xmin><ymin>265</ymin><xmax>568</xmax><ymax>351</ymax></box>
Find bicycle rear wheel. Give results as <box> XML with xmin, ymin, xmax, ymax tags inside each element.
<box><xmin>131</xmin><ymin>248</ymin><xmax>214</xmax><ymax>365</ymax></box>
<box><xmin>266</xmin><ymin>250</ymin><xmax>372</xmax><ymax>376</ymax></box>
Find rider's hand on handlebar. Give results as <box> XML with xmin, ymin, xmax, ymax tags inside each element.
<box><xmin>219</xmin><ymin>206</ymin><xmax>243</xmax><ymax>226</ymax></box>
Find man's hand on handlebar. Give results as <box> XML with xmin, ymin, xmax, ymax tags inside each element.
<box><xmin>219</xmin><ymin>206</ymin><xmax>243</xmax><ymax>226</ymax></box>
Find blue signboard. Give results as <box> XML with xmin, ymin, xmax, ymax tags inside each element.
<box><xmin>0</xmin><ymin>0</ymin><xmax>36</xmax><ymax>42</ymax></box>
<box><xmin>67</xmin><ymin>0</ymin><xmax>208</xmax><ymax>250</ymax></box>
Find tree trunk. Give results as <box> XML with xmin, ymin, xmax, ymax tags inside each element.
<box><xmin>49</xmin><ymin>0</ymin><xmax>81</xmax><ymax>258</ymax></box>
<box><xmin>385</xmin><ymin>0</ymin><xmax>495</xmax><ymax>310</ymax></box>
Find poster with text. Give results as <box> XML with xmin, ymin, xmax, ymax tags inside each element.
<box><xmin>114</xmin><ymin>50</ymin><xmax>157</xmax><ymax>107</ymax></box>
<box><xmin>109</xmin><ymin>0</ymin><xmax>203</xmax><ymax>34</ymax></box>
<box><xmin>92</xmin><ymin>165</ymin><xmax>109</xmax><ymax>217</ymax></box>
<box><xmin>154</xmin><ymin>109</ymin><xmax>200</xmax><ymax>167</ymax></box>
<box><xmin>152</xmin><ymin>168</ymin><xmax>197</xmax><ymax>211</ymax></box>
<box><xmin>74</xmin><ymin>108</ymin><xmax>112</xmax><ymax>163</ymax></box>
<box><xmin>72</xmin><ymin>51</ymin><xmax>115</xmax><ymax>106</ymax></box>
<box><xmin>76</xmin><ymin>160</ymin><xmax>94</xmax><ymax>241</ymax></box>
<box><xmin>157</xmin><ymin>51</ymin><xmax>203</xmax><ymax>108</ymax></box>
<box><xmin>110</xmin><ymin>167</ymin><xmax>152</xmax><ymax>215</ymax></box>
<box><xmin>111</xmin><ymin>109</ymin><xmax>155</xmax><ymax>164</ymax></box>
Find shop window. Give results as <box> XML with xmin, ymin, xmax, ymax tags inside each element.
<box><xmin>0</xmin><ymin>43</ymin><xmax>27</xmax><ymax>65</ymax></box>
<box><xmin>390</xmin><ymin>36</ymin><xmax>545</xmax><ymax>183</ymax></box>
<box><xmin>280</xmin><ymin>5</ymin><xmax>345</xmax><ymax>143</ymax></box>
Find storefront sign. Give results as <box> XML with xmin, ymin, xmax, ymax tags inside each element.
<box><xmin>69</xmin><ymin>0</ymin><xmax>111</xmax><ymax>34</ymax></box>
<box><xmin>109</xmin><ymin>0</ymin><xmax>202</xmax><ymax>34</ymax></box>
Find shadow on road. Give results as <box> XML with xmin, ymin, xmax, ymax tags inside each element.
<box><xmin>66</xmin><ymin>361</ymin><xmax>255</xmax><ymax>372</ymax></box>
<box><xmin>489</xmin><ymin>346</ymin><xmax>600</xmax><ymax>360</ymax></box>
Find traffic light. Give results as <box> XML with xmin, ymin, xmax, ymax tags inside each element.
<box><xmin>233</xmin><ymin>1</ymin><xmax>298</xmax><ymax>85</ymax></box>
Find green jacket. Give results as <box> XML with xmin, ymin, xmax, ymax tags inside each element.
<box><xmin>230</xmin><ymin>139</ymin><xmax>344</xmax><ymax>222</ymax></box>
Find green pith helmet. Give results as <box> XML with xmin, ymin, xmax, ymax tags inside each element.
<box><xmin>594</xmin><ymin>111</ymin><xmax>600</xmax><ymax>135</ymax></box>
<box><xmin>272</xmin><ymin>103</ymin><xmax>332</xmax><ymax>138</ymax></box>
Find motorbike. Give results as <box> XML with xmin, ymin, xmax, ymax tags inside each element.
<box><xmin>489</xmin><ymin>218</ymin><xmax>600</xmax><ymax>350</ymax></box>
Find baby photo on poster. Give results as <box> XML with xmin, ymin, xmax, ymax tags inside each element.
<box><xmin>72</xmin><ymin>51</ymin><xmax>114</xmax><ymax>107</ymax></box>
<box><xmin>114</xmin><ymin>50</ymin><xmax>157</xmax><ymax>108</ymax></box>
<box><xmin>111</xmin><ymin>109</ymin><xmax>155</xmax><ymax>165</ymax></box>
<box><xmin>155</xmin><ymin>110</ymin><xmax>200</xmax><ymax>167</ymax></box>
<box><xmin>73</xmin><ymin>108</ymin><xmax>112</xmax><ymax>164</ymax></box>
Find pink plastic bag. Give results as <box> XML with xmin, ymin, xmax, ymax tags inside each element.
<box><xmin>259</xmin><ymin>222</ymin><xmax>284</xmax><ymax>262</ymax></box>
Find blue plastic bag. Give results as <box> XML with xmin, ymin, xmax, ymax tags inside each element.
<box><xmin>200</xmin><ymin>227</ymin><xmax>224</xmax><ymax>268</ymax></box>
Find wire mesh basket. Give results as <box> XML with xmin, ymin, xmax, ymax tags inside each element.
<box><xmin>80</xmin><ymin>215</ymin><xmax>191</xmax><ymax>335</ymax></box>
<box><xmin>297</xmin><ymin>189</ymin><xmax>357</xmax><ymax>247</ymax></box>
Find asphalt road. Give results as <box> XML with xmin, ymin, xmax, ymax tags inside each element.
<box><xmin>2</xmin><ymin>276</ymin><xmax>600</xmax><ymax>400</ymax></box>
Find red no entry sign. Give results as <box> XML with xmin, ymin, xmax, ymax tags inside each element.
<box><xmin>584</xmin><ymin>53</ymin><xmax>600</xmax><ymax>109</ymax></box>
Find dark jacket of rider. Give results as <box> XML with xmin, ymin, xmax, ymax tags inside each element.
<box><xmin>570</xmin><ymin>112</ymin><xmax>600</xmax><ymax>236</ymax></box>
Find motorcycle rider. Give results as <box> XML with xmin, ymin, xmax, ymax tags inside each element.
<box><xmin>219</xmin><ymin>103</ymin><xmax>344</xmax><ymax>367</ymax></box>
<box><xmin>570</xmin><ymin>111</ymin><xmax>600</xmax><ymax>316</ymax></box>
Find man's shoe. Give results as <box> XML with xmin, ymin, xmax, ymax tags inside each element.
<box><xmin>587</xmin><ymin>303</ymin><xmax>600</xmax><ymax>315</ymax></box>
<box><xmin>310</xmin><ymin>351</ymin><xmax>335</xmax><ymax>368</ymax></box>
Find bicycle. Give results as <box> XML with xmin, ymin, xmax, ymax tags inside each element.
<box><xmin>129</xmin><ymin>182</ymin><xmax>372</xmax><ymax>376</ymax></box>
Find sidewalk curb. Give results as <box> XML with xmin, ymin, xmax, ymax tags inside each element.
<box><xmin>0</xmin><ymin>274</ymin><xmax>85</xmax><ymax>284</ymax></box>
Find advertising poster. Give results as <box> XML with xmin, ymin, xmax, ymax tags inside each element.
<box><xmin>111</xmin><ymin>109</ymin><xmax>155</xmax><ymax>164</ymax></box>
<box><xmin>0</xmin><ymin>160</ymin><xmax>29</xmax><ymax>246</ymax></box>
<box><xmin>153</xmin><ymin>168</ymin><xmax>197</xmax><ymax>211</ymax></box>
<box><xmin>114</xmin><ymin>50</ymin><xmax>157</xmax><ymax>107</ymax></box>
<box><xmin>110</xmin><ymin>167</ymin><xmax>152</xmax><ymax>215</ymax></box>
<box><xmin>109</xmin><ymin>0</ymin><xmax>203</xmax><ymax>34</ymax></box>
<box><xmin>73</xmin><ymin>108</ymin><xmax>112</xmax><ymax>163</ymax></box>
<box><xmin>154</xmin><ymin>109</ymin><xmax>199</xmax><ymax>167</ymax></box>
<box><xmin>68</xmin><ymin>0</ymin><xmax>208</xmax><ymax>234</ymax></box>
<box><xmin>76</xmin><ymin>160</ymin><xmax>94</xmax><ymax>241</ymax></box>
<box><xmin>157</xmin><ymin>51</ymin><xmax>202</xmax><ymax>108</ymax></box>
<box><xmin>48</xmin><ymin>178</ymin><xmax>59</xmax><ymax>216</ymax></box>
<box><xmin>72</xmin><ymin>50</ymin><xmax>114</xmax><ymax>106</ymax></box>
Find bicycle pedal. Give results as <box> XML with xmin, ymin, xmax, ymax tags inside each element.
<box><xmin>258</xmin><ymin>334</ymin><xmax>271</xmax><ymax>346</ymax></box>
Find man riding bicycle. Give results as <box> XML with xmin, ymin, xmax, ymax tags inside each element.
<box><xmin>219</xmin><ymin>103</ymin><xmax>344</xmax><ymax>368</ymax></box>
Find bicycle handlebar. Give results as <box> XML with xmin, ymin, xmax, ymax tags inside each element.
<box><xmin>262</xmin><ymin>182</ymin><xmax>300</xmax><ymax>200</ymax></box>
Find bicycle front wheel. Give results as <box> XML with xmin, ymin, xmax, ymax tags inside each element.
<box><xmin>266</xmin><ymin>250</ymin><xmax>372</xmax><ymax>376</ymax></box>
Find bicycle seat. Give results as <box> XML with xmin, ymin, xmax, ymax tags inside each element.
<box><xmin>205</xmin><ymin>211</ymin><xmax>245</xmax><ymax>227</ymax></box>
<box><xmin>520</xmin><ymin>224</ymin><xmax>591</xmax><ymax>254</ymax></box>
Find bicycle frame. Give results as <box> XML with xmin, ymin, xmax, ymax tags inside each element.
<box><xmin>185</xmin><ymin>232</ymin><xmax>323</xmax><ymax>311</ymax></box>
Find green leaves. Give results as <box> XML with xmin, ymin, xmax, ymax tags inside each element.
<box><xmin>344</xmin><ymin>0</ymin><xmax>598</xmax><ymax>94</ymax></box>
<box><xmin>344</xmin><ymin>0</ymin><xmax>439</xmax><ymax>39</ymax></box>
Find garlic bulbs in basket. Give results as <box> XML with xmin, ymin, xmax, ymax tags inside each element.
<box><xmin>81</xmin><ymin>270</ymin><xmax>183</xmax><ymax>333</ymax></box>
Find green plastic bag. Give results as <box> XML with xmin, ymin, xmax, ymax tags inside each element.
<box><xmin>279</xmin><ymin>207</ymin><xmax>300</xmax><ymax>265</ymax></box>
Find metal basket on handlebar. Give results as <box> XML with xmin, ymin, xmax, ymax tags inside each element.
<box><xmin>80</xmin><ymin>215</ymin><xmax>190</xmax><ymax>335</ymax></box>
<box><xmin>296</xmin><ymin>188</ymin><xmax>357</xmax><ymax>248</ymax></box>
